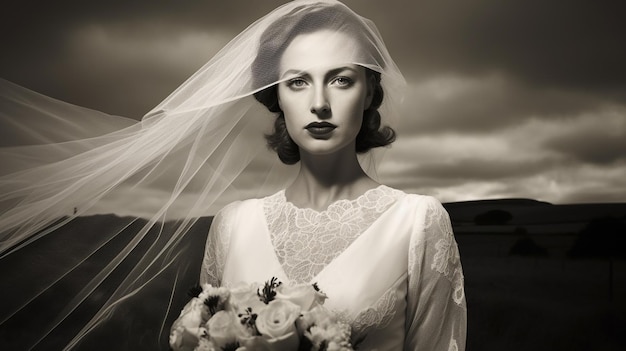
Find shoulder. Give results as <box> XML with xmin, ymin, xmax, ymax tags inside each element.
<box><xmin>378</xmin><ymin>187</ymin><xmax>451</xmax><ymax>228</ymax></box>
<box><xmin>212</xmin><ymin>197</ymin><xmax>265</xmax><ymax>224</ymax></box>
<box><xmin>392</xmin><ymin>192</ymin><xmax>452</xmax><ymax>239</ymax></box>
<box><xmin>213</xmin><ymin>200</ymin><xmax>241</xmax><ymax>221</ymax></box>
<box><xmin>392</xmin><ymin>190</ymin><xmax>448</xmax><ymax>216</ymax></box>
<box><xmin>416</xmin><ymin>194</ymin><xmax>449</xmax><ymax>218</ymax></box>
<box><xmin>209</xmin><ymin>198</ymin><xmax>267</xmax><ymax>240</ymax></box>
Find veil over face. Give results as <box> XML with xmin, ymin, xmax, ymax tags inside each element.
<box><xmin>0</xmin><ymin>1</ymin><xmax>405</xmax><ymax>349</ymax></box>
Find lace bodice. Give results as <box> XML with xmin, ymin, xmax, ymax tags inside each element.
<box><xmin>200</xmin><ymin>188</ymin><xmax>467</xmax><ymax>350</ymax></box>
<box><xmin>263</xmin><ymin>185</ymin><xmax>404</xmax><ymax>283</ymax></box>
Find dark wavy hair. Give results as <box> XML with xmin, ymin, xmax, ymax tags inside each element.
<box><xmin>251</xmin><ymin>3</ymin><xmax>395</xmax><ymax>165</ymax></box>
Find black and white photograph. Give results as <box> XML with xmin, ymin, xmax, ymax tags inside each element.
<box><xmin>1</xmin><ymin>1</ymin><xmax>624</xmax><ymax>350</ymax></box>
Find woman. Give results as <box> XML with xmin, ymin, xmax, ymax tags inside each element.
<box><xmin>0</xmin><ymin>1</ymin><xmax>465</xmax><ymax>350</ymax></box>
<box><xmin>198</xmin><ymin>3</ymin><xmax>466</xmax><ymax>350</ymax></box>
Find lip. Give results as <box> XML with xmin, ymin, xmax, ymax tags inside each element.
<box><xmin>305</xmin><ymin>122</ymin><xmax>336</xmax><ymax>135</ymax></box>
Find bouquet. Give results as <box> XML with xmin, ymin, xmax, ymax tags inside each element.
<box><xmin>169</xmin><ymin>278</ymin><xmax>354</xmax><ymax>351</ymax></box>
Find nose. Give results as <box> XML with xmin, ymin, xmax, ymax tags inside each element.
<box><xmin>309</xmin><ymin>86</ymin><xmax>330</xmax><ymax>117</ymax></box>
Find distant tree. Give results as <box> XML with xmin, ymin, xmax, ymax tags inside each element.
<box><xmin>568</xmin><ymin>216</ymin><xmax>626</xmax><ymax>259</ymax></box>
<box><xmin>509</xmin><ymin>227</ymin><xmax>548</xmax><ymax>257</ymax></box>
<box><xmin>569</xmin><ymin>216</ymin><xmax>626</xmax><ymax>302</ymax></box>
<box><xmin>474</xmin><ymin>209</ymin><xmax>513</xmax><ymax>225</ymax></box>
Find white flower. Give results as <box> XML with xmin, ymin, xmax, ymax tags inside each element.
<box><xmin>305</xmin><ymin>323</ymin><xmax>352</xmax><ymax>351</ymax></box>
<box><xmin>300</xmin><ymin>306</ymin><xmax>352</xmax><ymax>351</ymax></box>
<box><xmin>228</xmin><ymin>282</ymin><xmax>266</xmax><ymax>315</ymax></box>
<box><xmin>275</xmin><ymin>283</ymin><xmax>327</xmax><ymax>311</ymax></box>
<box><xmin>199</xmin><ymin>284</ymin><xmax>231</xmax><ymax>316</ymax></box>
<box><xmin>171</xmin><ymin>280</ymin><xmax>353</xmax><ymax>351</ymax></box>
<box><xmin>194</xmin><ymin>337</ymin><xmax>218</xmax><ymax>351</ymax></box>
<box><xmin>169</xmin><ymin>324</ymin><xmax>207</xmax><ymax>351</ymax></box>
<box><xmin>170</xmin><ymin>297</ymin><xmax>210</xmax><ymax>350</ymax></box>
<box><xmin>297</xmin><ymin>305</ymin><xmax>336</xmax><ymax>332</ymax></box>
<box><xmin>255</xmin><ymin>299</ymin><xmax>301</xmax><ymax>349</ymax></box>
<box><xmin>207</xmin><ymin>310</ymin><xmax>249</xmax><ymax>349</ymax></box>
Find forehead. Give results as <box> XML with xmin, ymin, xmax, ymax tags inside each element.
<box><xmin>279</xmin><ymin>30</ymin><xmax>362</xmax><ymax>77</ymax></box>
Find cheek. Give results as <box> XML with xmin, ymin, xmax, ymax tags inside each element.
<box><xmin>342</xmin><ymin>95</ymin><xmax>366</xmax><ymax>128</ymax></box>
<box><xmin>283</xmin><ymin>114</ymin><xmax>299</xmax><ymax>139</ymax></box>
<box><xmin>277</xmin><ymin>88</ymin><xmax>303</xmax><ymax>120</ymax></box>
<box><xmin>278</xmin><ymin>91</ymin><xmax>308</xmax><ymax>136</ymax></box>
<box><xmin>280</xmin><ymin>104</ymin><xmax>299</xmax><ymax>137</ymax></box>
<box><xmin>348</xmin><ymin>113</ymin><xmax>363</xmax><ymax>137</ymax></box>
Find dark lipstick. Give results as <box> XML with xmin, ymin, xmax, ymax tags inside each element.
<box><xmin>305</xmin><ymin>121</ymin><xmax>337</xmax><ymax>136</ymax></box>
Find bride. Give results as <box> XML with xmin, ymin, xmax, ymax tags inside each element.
<box><xmin>0</xmin><ymin>1</ymin><xmax>465</xmax><ymax>350</ymax></box>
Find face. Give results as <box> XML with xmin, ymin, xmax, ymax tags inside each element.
<box><xmin>277</xmin><ymin>30</ymin><xmax>373</xmax><ymax>158</ymax></box>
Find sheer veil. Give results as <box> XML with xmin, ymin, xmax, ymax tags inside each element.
<box><xmin>0</xmin><ymin>1</ymin><xmax>405</xmax><ymax>349</ymax></box>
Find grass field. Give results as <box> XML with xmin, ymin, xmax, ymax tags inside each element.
<box><xmin>1</xmin><ymin>200</ymin><xmax>625</xmax><ymax>350</ymax></box>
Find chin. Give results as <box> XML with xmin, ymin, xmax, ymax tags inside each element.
<box><xmin>298</xmin><ymin>142</ymin><xmax>356</xmax><ymax>158</ymax></box>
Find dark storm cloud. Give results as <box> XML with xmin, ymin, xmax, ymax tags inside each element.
<box><xmin>544</xmin><ymin>124</ymin><xmax>626</xmax><ymax>165</ymax></box>
<box><xmin>367</xmin><ymin>0</ymin><xmax>626</xmax><ymax>92</ymax></box>
<box><xmin>2</xmin><ymin>0</ymin><xmax>624</xmax><ymax>116</ymax></box>
<box><xmin>1</xmin><ymin>1</ymin><xmax>284</xmax><ymax>32</ymax></box>
<box><xmin>559</xmin><ymin>184</ymin><xmax>626</xmax><ymax>204</ymax></box>
<box><xmin>351</xmin><ymin>0</ymin><xmax>626</xmax><ymax>141</ymax></box>
<box><xmin>414</xmin><ymin>158</ymin><xmax>555</xmax><ymax>182</ymax></box>
<box><xmin>1</xmin><ymin>0</ymin><xmax>623</xmax><ymax>205</ymax></box>
<box><xmin>401</xmin><ymin>75</ymin><xmax>612</xmax><ymax>134</ymax></box>
<box><xmin>0</xmin><ymin>1</ymin><xmax>286</xmax><ymax>117</ymax></box>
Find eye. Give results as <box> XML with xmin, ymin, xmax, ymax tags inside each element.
<box><xmin>332</xmin><ymin>76</ymin><xmax>353</xmax><ymax>87</ymax></box>
<box><xmin>287</xmin><ymin>78</ymin><xmax>307</xmax><ymax>89</ymax></box>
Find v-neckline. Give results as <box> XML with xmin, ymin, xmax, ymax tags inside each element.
<box><xmin>261</xmin><ymin>186</ymin><xmax>404</xmax><ymax>284</ymax></box>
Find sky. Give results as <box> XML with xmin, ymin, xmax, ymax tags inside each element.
<box><xmin>1</xmin><ymin>0</ymin><xmax>625</xmax><ymax>209</ymax></box>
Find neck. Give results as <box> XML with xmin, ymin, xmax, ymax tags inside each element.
<box><xmin>285</xmin><ymin>149</ymin><xmax>380</xmax><ymax>211</ymax></box>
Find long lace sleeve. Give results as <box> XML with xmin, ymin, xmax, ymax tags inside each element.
<box><xmin>199</xmin><ymin>202</ymin><xmax>238</xmax><ymax>286</ymax></box>
<box><xmin>405</xmin><ymin>196</ymin><xmax>467</xmax><ymax>351</ymax></box>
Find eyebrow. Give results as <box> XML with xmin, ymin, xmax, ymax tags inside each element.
<box><xmin>280</xmin><ymin>66</ymin><xmax>359</xmax><ymax>79</ymax></box>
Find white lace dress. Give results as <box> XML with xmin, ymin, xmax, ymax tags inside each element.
<box><xmin>200</xmin><ymin>185</ymin><xmax>466</xmax><ymax>350</ymax></box>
